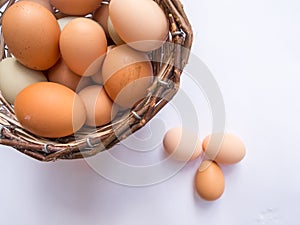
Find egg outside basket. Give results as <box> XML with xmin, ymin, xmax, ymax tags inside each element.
<box><xmin>0</xmin><ymin>0</ymin><xmax>193</xmax><ymax>161</ymax></box>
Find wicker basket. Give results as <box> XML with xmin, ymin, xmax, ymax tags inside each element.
<box><xmin>0</xmin><ymin>0</ymin><xmax>193</xmax><ymax>161</ymax></box>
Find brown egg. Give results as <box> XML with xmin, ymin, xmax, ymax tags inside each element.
<box><xmin>163</xmin><ymin>127</ymin><xmax>202</xmax><ymax>161</ymax></box>
<box><xmin>78</xmin><ymin>85</ymin><xmax>116</xmax><ymax>127</ymax></box>
<box><xmin>21</xmin><ymin>0</ymin><xmax>53</xmax><ymax>12</ymax></box>
<box><xmin>60</xmin><ymin>18</ymin><xmax>107</xmax><ymax>76</ymax></box>
<box><xmin>50</xmin><ymin>0</ymin><xmax>102</xmax><ymax>16</ymax></box>
<box><xmin>202</xmin><ymin>133</ymin><xmax>246</xmax><ymax>165</ymax></box>
<box><xmin>93</xmin><ymin>3</ymin><xmax>109</xmax><ymax>37</ymax></box>
<box><xmin>57</xmin><ymin>16</ymin><xmax>79</xmax><ymax>31</ymax></box>
<box><xmin>195</xmin><ymin>160</ymin><xmax>225</xmax><ymax>201</ymax></box>
<box><xmin>109</xmin><ymin>0</ymin><xmax>169</xmax><ymax>51</ymax></box>
<box><xmin>47</xmin><ymin>58</ymin><xmax>91</xmax><ymax>91</ymax></box>
<box><xmin>14</xmin><ymin>82</ymin><xmax>86</xmax><ymax>138</ymax></box>
<box><xmin>91</xmin><ymin>45</ymin><xmax>115</xmax><ymax>85</ymax></box>
<box><xmin>107</xmin><ymin>17</ymin><xmax>125</xmax><ymax>45</ymax></box>
<box><xmin>2</xmin><ymin>1</ymin><xmax>60</xmax><ymax>70</ymax></box>
<box><xmin>102</xmin><ymin>45</ymin><xmax>153</xmax><ymax>108</ymax></box>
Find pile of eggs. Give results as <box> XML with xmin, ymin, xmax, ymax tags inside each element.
<box><xmin>0</xmin><ymin>0</ymin><xmax>246</xmax><ymax>203</ymax></box>
<box><xmin>0</xmin><ymin>0</ymin><xmax>169</xmax><ymax>138</ymax></box>
<box><xmin>163</xmin><ymin>130</ymin><xmax>246</xmax><ymax>201</ymax></box>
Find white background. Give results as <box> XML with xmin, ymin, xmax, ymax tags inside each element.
<box><xmin>1</xmin><ymin>0</ymin><xmax>300</xmax><ymax>224</ymax></box>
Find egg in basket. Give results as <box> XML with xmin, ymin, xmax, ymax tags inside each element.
<box><xmin>0</xmin><ymin>0</ymin><xmax>193</xmax><ymax>161</ymax></box>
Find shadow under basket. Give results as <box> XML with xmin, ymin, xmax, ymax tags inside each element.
<box><xmin>0</xmin><ymin>0</ymin><xmax>193</xmax><ymax>161</ymax></box>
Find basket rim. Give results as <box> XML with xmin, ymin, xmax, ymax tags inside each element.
<box><xmin>0</xmin><ymin>0</ymin><xmax>193</xmax><ymax>161</ymax></box>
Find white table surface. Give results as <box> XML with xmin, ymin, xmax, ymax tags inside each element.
<box><xmin>1</xmin><ymin>0</ymin><xmax>300</xmax><ymax>224</ymax></box>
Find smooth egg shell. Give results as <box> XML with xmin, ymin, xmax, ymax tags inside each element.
<box><xmin>14</xmin><ymin>82</ymin><xmax>86</xmax><ymax>138</ymax></box>
<box><xmin>0</xmin><ymin>58</ymin><xmax>47</xmax><ymax>104</ymax></box>
<box><xmin>107</xmin><ymin>17</ymin><xmax>125</xmax><ymax>45</ymax></box>
<box><xmin>2</xmin><ymin>1</ymin><xmax>60</xmax><ymax>70</ymax></box>
<box><xmin>102</xmin><ymin>45</ymin><xmax>153</xmax><ymax>108</ymax></box>
<box><xmin>47</xmin><ymin>58</ymin><xmax>91</xmax><ymax>92</ymax></box>
<box><xmin>109</xmin><ymin>0</ymin><xmax>169</xmax><ymax>51</ymax></box>
<box><xmin>50</xmin><ymin>0</ymin><xmax>102</xmax><ymax>16</ymax></box>
<box><xmin>57</xmin><ymin>16</ymin><xmax>79</xmax><ymax>30</ymax></box>
<box><xmin>21</xmin><ymin>0</ymin><xmax>53</xmax><ymax>12</ymax></box>
<box><xmin>60</xmin><ymin>18</ymin><xmax>107</xmax><ymax>76</ymax></box>
<box><xmin>195</xmin><ymin>160</ymin><xmax>225</xmax><ymax>201</ymax></box>
<box><xmin>163</xmin><ymin>127</ymin><xmax>202</xmax><ymax>161</ymax></box>
<box><xmin>202</xmin><ymin>133</ymin><xmax>246</xmax><ymax>164</ymax></box>
<box><xmin>78</xmin><ymin>85</ymin><xmax>116</xmax><ymax>127</ymax></box>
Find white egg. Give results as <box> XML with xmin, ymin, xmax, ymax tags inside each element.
<box><xmin>0</xmin><ymin>58</ymin><xmax>47</xmax><ymax>104</ymax></box>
